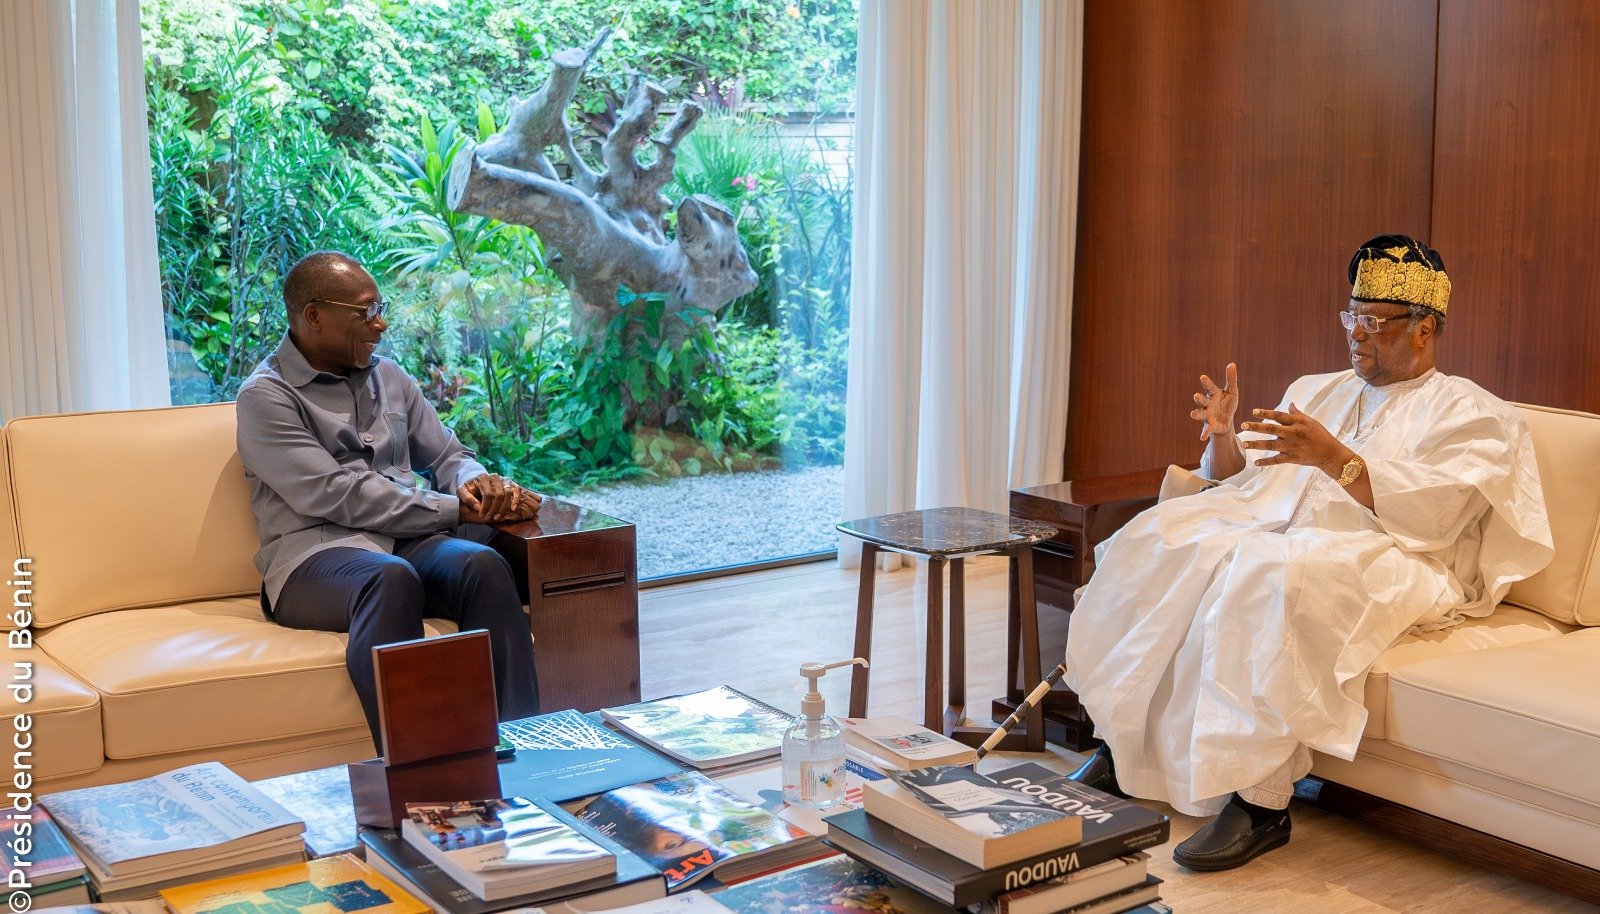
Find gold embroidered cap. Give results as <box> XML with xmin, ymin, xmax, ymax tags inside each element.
<box><xmin>1348</xmin><ymin>234</ymin><xmax>1450</xmax><ymax>315</ymax></box>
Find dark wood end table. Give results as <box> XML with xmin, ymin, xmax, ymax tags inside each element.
<box><xmin>489</xmin><ymin>498</ymin><xmax>640</xmax><ymax>713</ymax></box>
<box><xmin>836</xmin><ymin>507</ymin><xmax>1060</xmax><ymax>752</ymax></box>
<box><xmin>1001</xmin><ymin>467</ymin><xmax>1167</xmax><ymax>751</ymax></box>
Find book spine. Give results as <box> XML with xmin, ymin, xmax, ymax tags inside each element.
<box><xmin>951</xmin><ymin>825</ymin><xmax>1169</xmax><ymax>904</ymax></box>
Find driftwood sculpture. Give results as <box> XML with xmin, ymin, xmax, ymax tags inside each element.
<box><xmin>448</xmin><ymin>32</ymin><xmax>758</xmax><ymax>342</ymax></box>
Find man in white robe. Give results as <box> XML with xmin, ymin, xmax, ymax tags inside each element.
<box><xmin>1063</xmin><ymin>234</ymin><xmax>1553</xmax><ymax>871</ymax></box>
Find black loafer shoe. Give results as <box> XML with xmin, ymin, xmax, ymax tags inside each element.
<box><xmin>1172</xmin><ymin>803</ymin><xmax>1291</xmax><ymax>872</ymax></box>
<box><xmin>1067</xmin><ymin>750</ymin><xmax>1128</xmax><ymax>799</ymax></box>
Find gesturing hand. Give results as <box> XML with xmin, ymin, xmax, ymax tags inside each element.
<box><xmin>1240</xmin><ymin>405</ymin><xmax>1350</xmax><ymax>476</ymax></box>
<box><xmin>1190</xmin><ymin>362</ymin><xmax>1240</xmax><ymax>441</ymax></box>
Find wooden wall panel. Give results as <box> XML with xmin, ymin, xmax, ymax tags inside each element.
<box><xmin>1431</xmin><ymin>1</ymin><xmax>1600</xmax><ymax>412</ymax></box>
<box><xmin>1066</xmin><ymin>1</ymin><xmax>1438</xmax><ymax>479</ymax></box>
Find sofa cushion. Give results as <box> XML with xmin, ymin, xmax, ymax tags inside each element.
<box><xmin>5</xmin><ymin>404</ymin><xmax>262</xmax><ymax>628</ymax></box>
<box><xmin>36</xmin><ymin>599</ymin><xmax>461</xmax><ymax>760</ymax></box>
<box><xmin>1503</xmin><ymin>403</ymin><xmax>1600</xmax><ymax>626</ymax></box>
<box><xmin>1384</xmin><ymin>628</ymin><xmax>1600</xmax><ymax>807</ymax></box>
<box><xmin>0</xmin><ymin>647</ymin><xmax>102</xmax><ymax>781</ymax></box>
<box><xmin>1361</xmin><ymin>606</ymin><xmax>1573</xmax><ymax>739</ymax></box>
<box><xmin>0</xmin><ymin>429</ymin><xmax>22</xmax><ymax>631</ymax></box>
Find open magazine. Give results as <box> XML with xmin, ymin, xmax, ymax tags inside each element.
<box><xmin>571</xmin><ymin>771</ymin><xmax>823</xmax><ymax>890</ymax></box>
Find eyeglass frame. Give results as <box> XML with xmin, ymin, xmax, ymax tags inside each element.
<box><xmin>311</xmin><ymin>296</ymin><xmax>387</xmax><ymax>322</ymax></box>
<box><xmin>1339</xmin><ymin>310</ymin><xmax>1407</xmax><ymax>333</ymax></box>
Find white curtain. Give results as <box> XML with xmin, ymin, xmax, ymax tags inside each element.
<box><xmin>841</xmin><ymin>0</ymin><xmax>1084</xmax><ymax>567</ymax></box>
<box><xmin>0</xmin><ymin>0</ymin><xmax>170</xmax><ymax>422</ymax></box>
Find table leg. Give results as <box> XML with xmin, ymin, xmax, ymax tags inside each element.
<box><xmin>946</xmin><ymin>557</ymin><xmax>966</xmax><ymax>734</ymax></box>
<box><xmin>925</xmin><ymin>557</ymin><xmax>945</xmax><ymax>733</ymax></box>
<box><xmin>850</xmin><ymin>542</ymin><xmax>879</xmax><ymax>718</ymax></box>
<box><xmin>1014</xmin><ymin>545</ymin><xmax>1045</xmax><ymax>751</ymax></box>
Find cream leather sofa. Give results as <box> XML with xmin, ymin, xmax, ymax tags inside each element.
<box><xmin>1301</xmin><ymin>403</ymin><xmax>1600</xmax><ymax>898</ymax></box>
<box><xmin>3</xmin><ymin>403</ymin><xmax>478</xmax><ymax>793</ymax></box>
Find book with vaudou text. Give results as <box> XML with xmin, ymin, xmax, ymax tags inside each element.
<box><xmin>598</xmin><ymin>686</ymin><xmax>792</xmax><ymax>769</ymax></box>
<box><xmin>825</xmin><ymin>807</ymin><xmax>1152</xmax><ymax>908</ymax></box>
<box><xmin>40</xmin><ymin>762</ymin><xmax>304</xmax><ymax>876</ymax></box>
<box><xmin>983</xmin><ymin>762</ymin><xmax>1170</xmax><ymax>855</ymax></box>
<box><xmin>402</xmin><ymin>797</ymin><xmax>614</xmax><ymax>900</ymax></box>
<box><xmin>573</xmin><ymin>770</ymin><xmax>822</xmax><ymax>891</ymax></box>
<box><xmin>972</xmin><ymin>854</ymin><xmax>1150</xmax><ymax>914</ymax></box>
<box><xmin>496</xmin><ymin>710</ymin><xmax>683</xmax><ymax>803</ymax></box>
<box><xmin>709</xmin><ymin>855</ymin><xmax>952</xmax><ymax>914</ymax></box>
<box><xmin>837</xmin><ymin>715</ymin><xmax>977</xmax><ymax>770</ymax></box>
<box><xmin>160</xmin><ymin>853</ymin><xmax>430</xmax><ymax>914</ymax></box>
<box><xmin>862</xmin><ymin>765</ymin><xmax>1082</xmax><ymax>869</ymax></box>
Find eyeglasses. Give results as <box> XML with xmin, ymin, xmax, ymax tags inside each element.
<box><xmin>312</xmin><ymin>297</ymin><xmax>387</xmax><ymax>322</ymax></box>
<box><xmin>1339</xmin><ymin>311</ymin><xmax>1404</xmax><ymax>333</ymax></box>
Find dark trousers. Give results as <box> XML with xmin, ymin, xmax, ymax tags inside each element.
<box><xmin>271</xmin><ymin>529</ymin><xmax>539</xmax><ymax>750</ymax></box>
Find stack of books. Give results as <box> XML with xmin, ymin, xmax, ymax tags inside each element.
<box><xmin>598</xmin><ymin>686</ymin><xmax>793</xmax><ymax>775</ymax></box>
<box><xmin>360</xmin><ymin>797</ymin><xmax>665</xmax><ymax>914</ymax></box>
<box><xmin>400</xmin><ymin>797</ymin><xmax>615</xmax><ymax>901</ymax></box>
<box><xmin>824</xmin><ymin>762</ymin><xmax>1170</xmax><ymax>914</ymax></box>
<box><xmin>40</xmin><ymin>762</ymin><xmax>307</xmax><ymax>900</ymax></box>
<box><xmin>1</xmin><ymin>805</ymin><xmax>89</xmax><ymax>906</ymax></box>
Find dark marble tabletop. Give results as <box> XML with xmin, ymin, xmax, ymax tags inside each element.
<box><xmin>836</xmin><ymin>507</ymin><xmax>1059</xmax><ymax>557</ymax></box>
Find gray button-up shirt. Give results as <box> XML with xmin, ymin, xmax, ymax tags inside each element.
<box><xmin>237</xmin><ymin>334</ymin><xmax>488</xmax><ymax>605</ymax></box>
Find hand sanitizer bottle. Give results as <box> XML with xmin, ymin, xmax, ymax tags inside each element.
<box><xmin>782</xmin><ymin>657</ymin><xmax>868</xmax><ymax>809</ymax></box>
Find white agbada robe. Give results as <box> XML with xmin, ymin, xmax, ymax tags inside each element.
<box><xmin>1064</xmin><ymin>368</ymin><xmax>1553</xmax><ymax>817</ymax></box>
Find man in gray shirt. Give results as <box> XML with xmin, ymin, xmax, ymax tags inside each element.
<box><xmin>237</xmin><ymin>250</ymin><xmax>540</xmax><ymax>748</ymax></box>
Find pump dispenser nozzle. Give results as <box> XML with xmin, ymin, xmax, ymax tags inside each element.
<box><xmin>798</xmin><ymin>657</ymin><xmax>868</xmax><ymax>720</ymax></box>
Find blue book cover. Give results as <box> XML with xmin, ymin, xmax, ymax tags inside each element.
<box><xmin>496</xmin><ymin>711</ymin><xmax>683</xmax><ymax>803</ymax></box>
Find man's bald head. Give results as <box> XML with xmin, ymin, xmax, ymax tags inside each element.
<box><xmin>283</xmin><ymin>251</ymin><xmax>373</xmax><ymax>323</ymax></box>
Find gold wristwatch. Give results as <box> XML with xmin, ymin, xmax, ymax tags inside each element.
<box><xmin>1335</xmin><ymin>453</ymin><xmax>1366</xmax><ymax>487</ymax></box>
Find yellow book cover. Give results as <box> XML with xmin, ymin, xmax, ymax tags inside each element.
<box><xmin>160</xmin><ymin>853</ymin><xmax>431</xmax><ymax>914</ymax></box>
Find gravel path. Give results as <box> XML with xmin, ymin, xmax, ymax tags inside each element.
<box><xmin>571</xmin><ymin>463</ymin><xmax>844</xmax><ymax>579</ymax></box>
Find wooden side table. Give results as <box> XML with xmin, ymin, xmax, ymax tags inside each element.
<box><xmin>836</xmin><ymin>507</ymin><xmax>1060</xmax><ymax>752</ymax></box>
<box><xmin>1000</xmin><ymin>467</ymin><xmax>1167</xmax><ymax>750</ymax></box>
<box><xmin>489</xmin><ymin>499</ymin><xmax>640</xmax><ymax>713</ymax></box>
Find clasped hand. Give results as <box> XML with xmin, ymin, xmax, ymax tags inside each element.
<box><xmin>457</xmin><ymin>473</ymin><xmax>542</xmax><ymax>524</ymax></box>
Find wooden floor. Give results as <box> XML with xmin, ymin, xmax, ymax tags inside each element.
<box><xmin>639</xmin><ymin>556</ymin><xmax>1599</xmax><ymax>914</ymax></box>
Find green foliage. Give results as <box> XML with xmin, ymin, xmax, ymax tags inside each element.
<box><xmin>147</xmin><ymin>26</ymin><xmax>378</xmax><ymax>398</ymax></box>
<box><xmin>143</xmin><ymin>0</ymin><xmax>852</xmax><ymax>484</ymax></box>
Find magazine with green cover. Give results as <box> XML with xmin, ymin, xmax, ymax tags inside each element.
<box><xmin>599</xmin><ymin>687</ymin><xmax>793</xmax><ymax>769</ymax></box>
<box><xmin>572</xmin><ymin>771</ymin><xmax>822</xmax><ymax>890</ymax></box>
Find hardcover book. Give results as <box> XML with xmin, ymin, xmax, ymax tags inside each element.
<box><xmin>863</xmin><ymin>766</ymin><xmax>1081</xmax><ymax>868</ymax></box>
<box><xmin>40</xmin><ymin>762</ymin><xmax>305</xmax><ymax>877</ymax></box>
<box><xmin>990</xmin><ymin>875</ymin><xmax>1162</xmax><ymax>914</ymax></box>
<box><xmin>496</xmin><ymin>710</ymin><xmax>683</xmax><ymax>803</ymax></box>
<box><xmin>572</xmin><ymin>771</ymin><xmax>823</xmax><ymax>890</ymax></box>
<box><xmin>0</xmin><ymin>805</ymin><xmax>87</xmax><ymax>887</ymax></box>
<box><xmin>358</xmin><ymin>813</ymin><xmax>664</xmax><ymax>914</ymax></box>
<box><xmin>982</xmin><ymin>763</ymin><xmax>1170</xmax><ymax>855</ymax></box>
<box><xmin>707</xmin><ymin>855</ymin><xmax>952</xmax><ymax>914</ymax></box>
<box><xmin>837</xmin><ymin>716</ymin><xmax>977</xmax><ymax>770</ymax></box>
<box><xmin>598</xmin><ymin>687</ymin><xmax>793</xmax><ymax>770</ymax></box>
<box><xmin>160</xmin><ymin>853</ymin><xmax>429</xmax><ymax>914</ymax></box>
<box><xmin>401</xmin><ymin>797</ymin><xmax>614</xmax><ymax>900</ymax></box>
<box><xmin>972</xmin><ymin>854</ymin><xmax>1148</xmax><ymax>914</ymax></box>
<box><xmin>823</xmin><ymin>803</ymin><xmax>1162</xmax><ymax>909</ymax></box>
